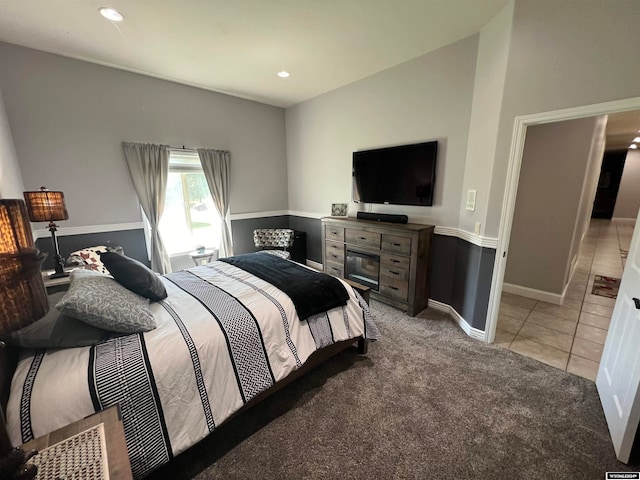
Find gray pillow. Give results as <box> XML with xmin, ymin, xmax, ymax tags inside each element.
<box><xmin>56</xmin><ymin>270</ymin><xmax>157</xmax><ymax>334</ymax></box>
<box><xmin>4</xmin><ymin>292</ymin><xmax>115</xmax><ymax>348</ymax></box>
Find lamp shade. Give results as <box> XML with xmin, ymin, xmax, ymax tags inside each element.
<box><xmin>0</xmin><ymin>199</ymin><xmax>48</xmax><ymax>334</ymax></box>
<box><xmin>23</xmin><ymin>187</ymin><xmax>68</xmax><ymax>222</ymax></box>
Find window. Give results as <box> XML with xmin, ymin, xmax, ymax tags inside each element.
<box><xmin>159</xmin><ymin>151</ymin><xmax>221</xmax><ymax>255</ymax></box>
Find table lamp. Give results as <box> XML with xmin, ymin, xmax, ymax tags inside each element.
<box><xmin>23</xmin><ymin>187</ymin><xmax>69</xmax><ymax>278</ymax></box>
<box><xmin>0</xmin><ymin>199</ymin><xmax>48</xmax><ymax>479</ymax></box>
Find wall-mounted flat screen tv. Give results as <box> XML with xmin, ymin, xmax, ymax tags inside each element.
<box><xmin>352</xmin><ymin>141</ymin><xmax>438</xmax><ymax>206</ymax></box>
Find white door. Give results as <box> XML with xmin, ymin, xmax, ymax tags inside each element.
<box><xmin>597</xmin><ymin>209</ymin><xmax>640</xmax><ymax>463</ymax></box>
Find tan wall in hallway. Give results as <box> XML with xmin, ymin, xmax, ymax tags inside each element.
<box><xmin>504</xmin><ymin>117</ymin><xmax>601</xmax><ymax>295</ymax></box>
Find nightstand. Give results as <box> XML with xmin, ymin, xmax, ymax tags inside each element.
<box><xmin>188</xmin><ymin>249</ymin><xmax>218</xmax><ymax>266</ymax></box>
<box><xmin>22</xmin><ymin>405</ymin><xmax>132</xmax><ymax>479</ymax></box>
<box><xmin>41</xmin><ymin>269</ymin><xmax>72</xmax><ymax>294</ymax></box>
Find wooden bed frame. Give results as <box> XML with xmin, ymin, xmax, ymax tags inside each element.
<box><xmin>0</xmin><ymin>275</ymin><xmax>372</xmax><ymax>471</ymax></box>
<box><xmin>0</xmin><ymin>337</ymin><xmax>368</xmax><ymax>453</ymax></box>
<box><xmin>224</xmin><ymin>337</ymin><xmax>367</xmax><ymax>425</ymax></box>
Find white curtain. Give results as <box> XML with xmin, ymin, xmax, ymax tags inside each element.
<box><xmin>197</xmin><ymin>148</ymin><xmax>233</xmax><ymax>257</ymax></box>
<box><xmin>122</xmin><ymin>142</ymin><xmax>172</xmax><ymax>273</ymax></box>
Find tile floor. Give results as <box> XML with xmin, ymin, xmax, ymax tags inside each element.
<box><xmin>496</xmin><ymin>218</ymin><xmax>635</xmax><ymax>381</ymax></box>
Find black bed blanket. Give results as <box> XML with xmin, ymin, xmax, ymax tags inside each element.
<box><xmin>220</xmin><ymin>253</ymin><xmax>350</xmax><ymax>320</ymax></box>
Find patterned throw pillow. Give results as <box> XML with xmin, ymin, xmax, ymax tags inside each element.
<box><xmin>67</xmin><ymin>246</ymin><xmax>110</xmax><ymax>273</ymax></box>
<box><xmin>56</xmin><ymin>270</ymin><xmax>157</xmax><ymax>333</ymax></box>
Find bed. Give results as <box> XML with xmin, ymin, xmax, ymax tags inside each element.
<box><xmin>3</xmin><ymin>253</ymin><xmax>378</xmax><ymax>478</ymax></box>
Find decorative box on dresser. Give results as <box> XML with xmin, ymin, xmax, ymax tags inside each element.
<box><xmin>321</xmin><ymin>216</ymin><xmax>434</xmax><ymax>316</ymax></box>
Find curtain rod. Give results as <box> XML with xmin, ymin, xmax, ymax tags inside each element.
<box><xmin>170</xmin><ymin>145</ymin><xmax>198</xmax><ymax>153</ymax></box>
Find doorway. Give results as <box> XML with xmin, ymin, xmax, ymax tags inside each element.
<box><xmin>485</xmin><ymin>97</ymin><xmax>640</xmax><ymax>378</ymax></box>
<box><xmin>592</xmin><ymin>151</ymin><xmax>628</xmax><ymax>219</ymax></box>
<box><xmin>495</xmin><ymin>218</ymin><xmax>633</xmax><ymax>379</ymax></box>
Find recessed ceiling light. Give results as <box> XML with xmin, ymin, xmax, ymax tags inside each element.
<box><xmin>99</xmin><ymin>7</ymin><xmax>124</xmax><ymax>22</ymax></box>
<box><xmin>633</xmin><ymin>136</ymin><xmax>640</xmax><ymax>143</ymax></box>
<box><xmin>630</xmin><ymin>144</ymin><xmax>638</xmax><ymax>149</ymax></box>
<box><xmin>277</xmin><ymin>71</ymin><xmax>290</xmax><ymax>78</ymax></box>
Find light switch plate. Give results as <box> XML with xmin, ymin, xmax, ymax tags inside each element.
<box><xmin>466</xmin><ymin>190</ymin><xmax>477</xmax><ymax>211</ymax></box>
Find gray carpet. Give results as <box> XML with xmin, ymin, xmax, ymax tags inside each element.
<box><xmin>148</xmin><ymin>301</ymin><xmax>636</xmax><ymax>479</ymax></box>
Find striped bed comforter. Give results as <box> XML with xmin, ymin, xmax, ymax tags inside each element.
<box><xmin>7</xmin><ymin>261</ymin><xmax>378</xmax><ymax>479</ymax></box>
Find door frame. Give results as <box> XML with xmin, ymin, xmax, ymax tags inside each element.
<box><xmin>485</xmin><ymin>96</ymin><xmax>640</xmax><ymax>343</ymax></box>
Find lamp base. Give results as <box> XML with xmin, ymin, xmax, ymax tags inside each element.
<box><xmin>51</xmin><ymin>252</ymin><xmax>68</xmax><ymax>279</ymax></box>
<box><xmin>0</xmin><ymin>447</ymin><xmax>37</xmax><ymax>480</ymax></box>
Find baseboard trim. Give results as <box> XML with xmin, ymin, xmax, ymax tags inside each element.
<box><xmin>433</xmin><ymin>226</ymin><xmax>498</xmax><ymax>249</ymax></box>
<box><xmin>230</xmin><ymin>210</ymin><xmax>290</xmax><ymax>220</ymax></box>
<box><xmin>229</xmin><ymin>210</ymin><xmax>326</xmax><ymax>221</ymax></box>
<box><xmin>428</xmin><ymin>299</ymin><xmax>487</xmax><ymax>341</ymax></box>
<box><xmin>37</xmin><ymin>212</ymin><xmax>499</xmax><ymax>250</ymax></box>
<box><xmin>288</xmin><ymin>211</ymin><xmax>326</xmax><ymax>220</ymax></box>
<box><xmin>34</xmin><ymin>221</ymin><xmax>144</xmax><ymax>239</ymax></box>
<box><xmin>229</xmin><ymin>210</ymin><xmax>499</xmax><ymax>248</ymax></box>
<box><xmin>502</xmin><ymin>282</ymin><xmax>563</xmax><ymax>305</ymax></box>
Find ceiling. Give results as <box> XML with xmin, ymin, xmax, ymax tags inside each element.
<box><xmin>605</xmin><ymin>110</ymin><xmax>640</xmax><ymax>151</ymax></box>
<box><xmin>2</xmin><ymin>1</ymin><xmax>638</xmax><ymax>150</ymax></box>
<box><xmin>0</xmin><ymin>0</ymin><xmax>509</xmax><ymax>108</ymax></box>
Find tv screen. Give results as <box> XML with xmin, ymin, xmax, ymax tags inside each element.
<box><xmin>352</xmin><ymin>141</ymin><xmax>437</xmax><ymax>206</ymax></box>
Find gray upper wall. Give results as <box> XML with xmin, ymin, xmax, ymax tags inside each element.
<box><xmin>2</xmin><ymin>0</ymin><xmax>640</xmax><ymax>333</ymax></box>
<box><xmin>285</xmin><ymin>34</ymin><xmax>478</xmax><ymax>224</ymax></box>
<box><xmin>0</xmin><ymin>86</ymin><xmax>24</xmax><ymax>198</ymax></box>
<box><xmin>486</xmin><ymin>0</ymin><xmax>640</xmax><ymax>237</ymax></box>
<box><xmin>0</xmin><ymin>42</ymin><xmax>288</xmax><ymax>228</ymax></box>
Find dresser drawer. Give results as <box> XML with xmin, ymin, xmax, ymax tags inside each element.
<box><xmin>380</xmin><ymin>277</ymin><xmax>409</xmax><ymax>302</ymax></box>
<box><xmin>380</xmin><ymin>263</ymin><xmax>409</xmax><ymax>282</ymax></box>
<box><xmin>325</xmin><ymin>260</ymin><xmax>344</xmax><ymax>278</ymax></box>
<box><xmin>381</xmin><ymin>234</ymin><xmax>411</xmax><ymax>255</ymax></box>
<box><xmin>325</xmin><ymin>241</ymin><xmax>345</xmax><ymax>263</ymax></box>
<box><xmin>381</xmin><ymin>253</ymin><xmax>410</xmax><ymax>271</ymax></box>
<box><xmin>325</xmin><ymin>226</ymin><xmax>345</xmax><ymax>242</ymax></box>
<box><xmin>345</xmin><ymin>229</ymin><xmax>381</xmax><ymax>250</ymax></box>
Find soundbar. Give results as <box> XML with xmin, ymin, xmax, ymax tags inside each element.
<box><xmin>356</xmin><ymin>212</ymin><xmax>408</xmax><ymax>224</ymax></box>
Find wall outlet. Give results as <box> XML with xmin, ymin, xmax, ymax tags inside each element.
<box><xmin>474</xmin><ymin>222</ymin><xmax>481</xmax><ymax>235</ymax></box>
<box><xmin>466</xmin><ymin>190</ymin><xmax>477</xmax><ymax>211</ymax></box>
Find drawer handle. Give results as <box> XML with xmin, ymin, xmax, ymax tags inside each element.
<box><xmin>390</xmin><ymin>259</ymin><xmax>400</xmax><ymax>263</ymax></box>
<box><xmin>389</xmin><ymin>271</ymin><xmax>400</xmax><ymax>275</ymax></box>
<box><xmin>359</xmin><ymin>236</ymin><xmax>367</xmax><ymax>240</ymax></box>
<box><xmin>388</xmin><ymin>286</ymin><xmax>398</xmax><ymax>291</ymax></box>
<box><xmin>331</xmin><ymin>254</ymin><xmax>338</xmax><ymax>259</ymax></box>
<box><xmin>392</xmin><ymin>242</ymin><xmax>402</xmax><ymax>246</ymax></box>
